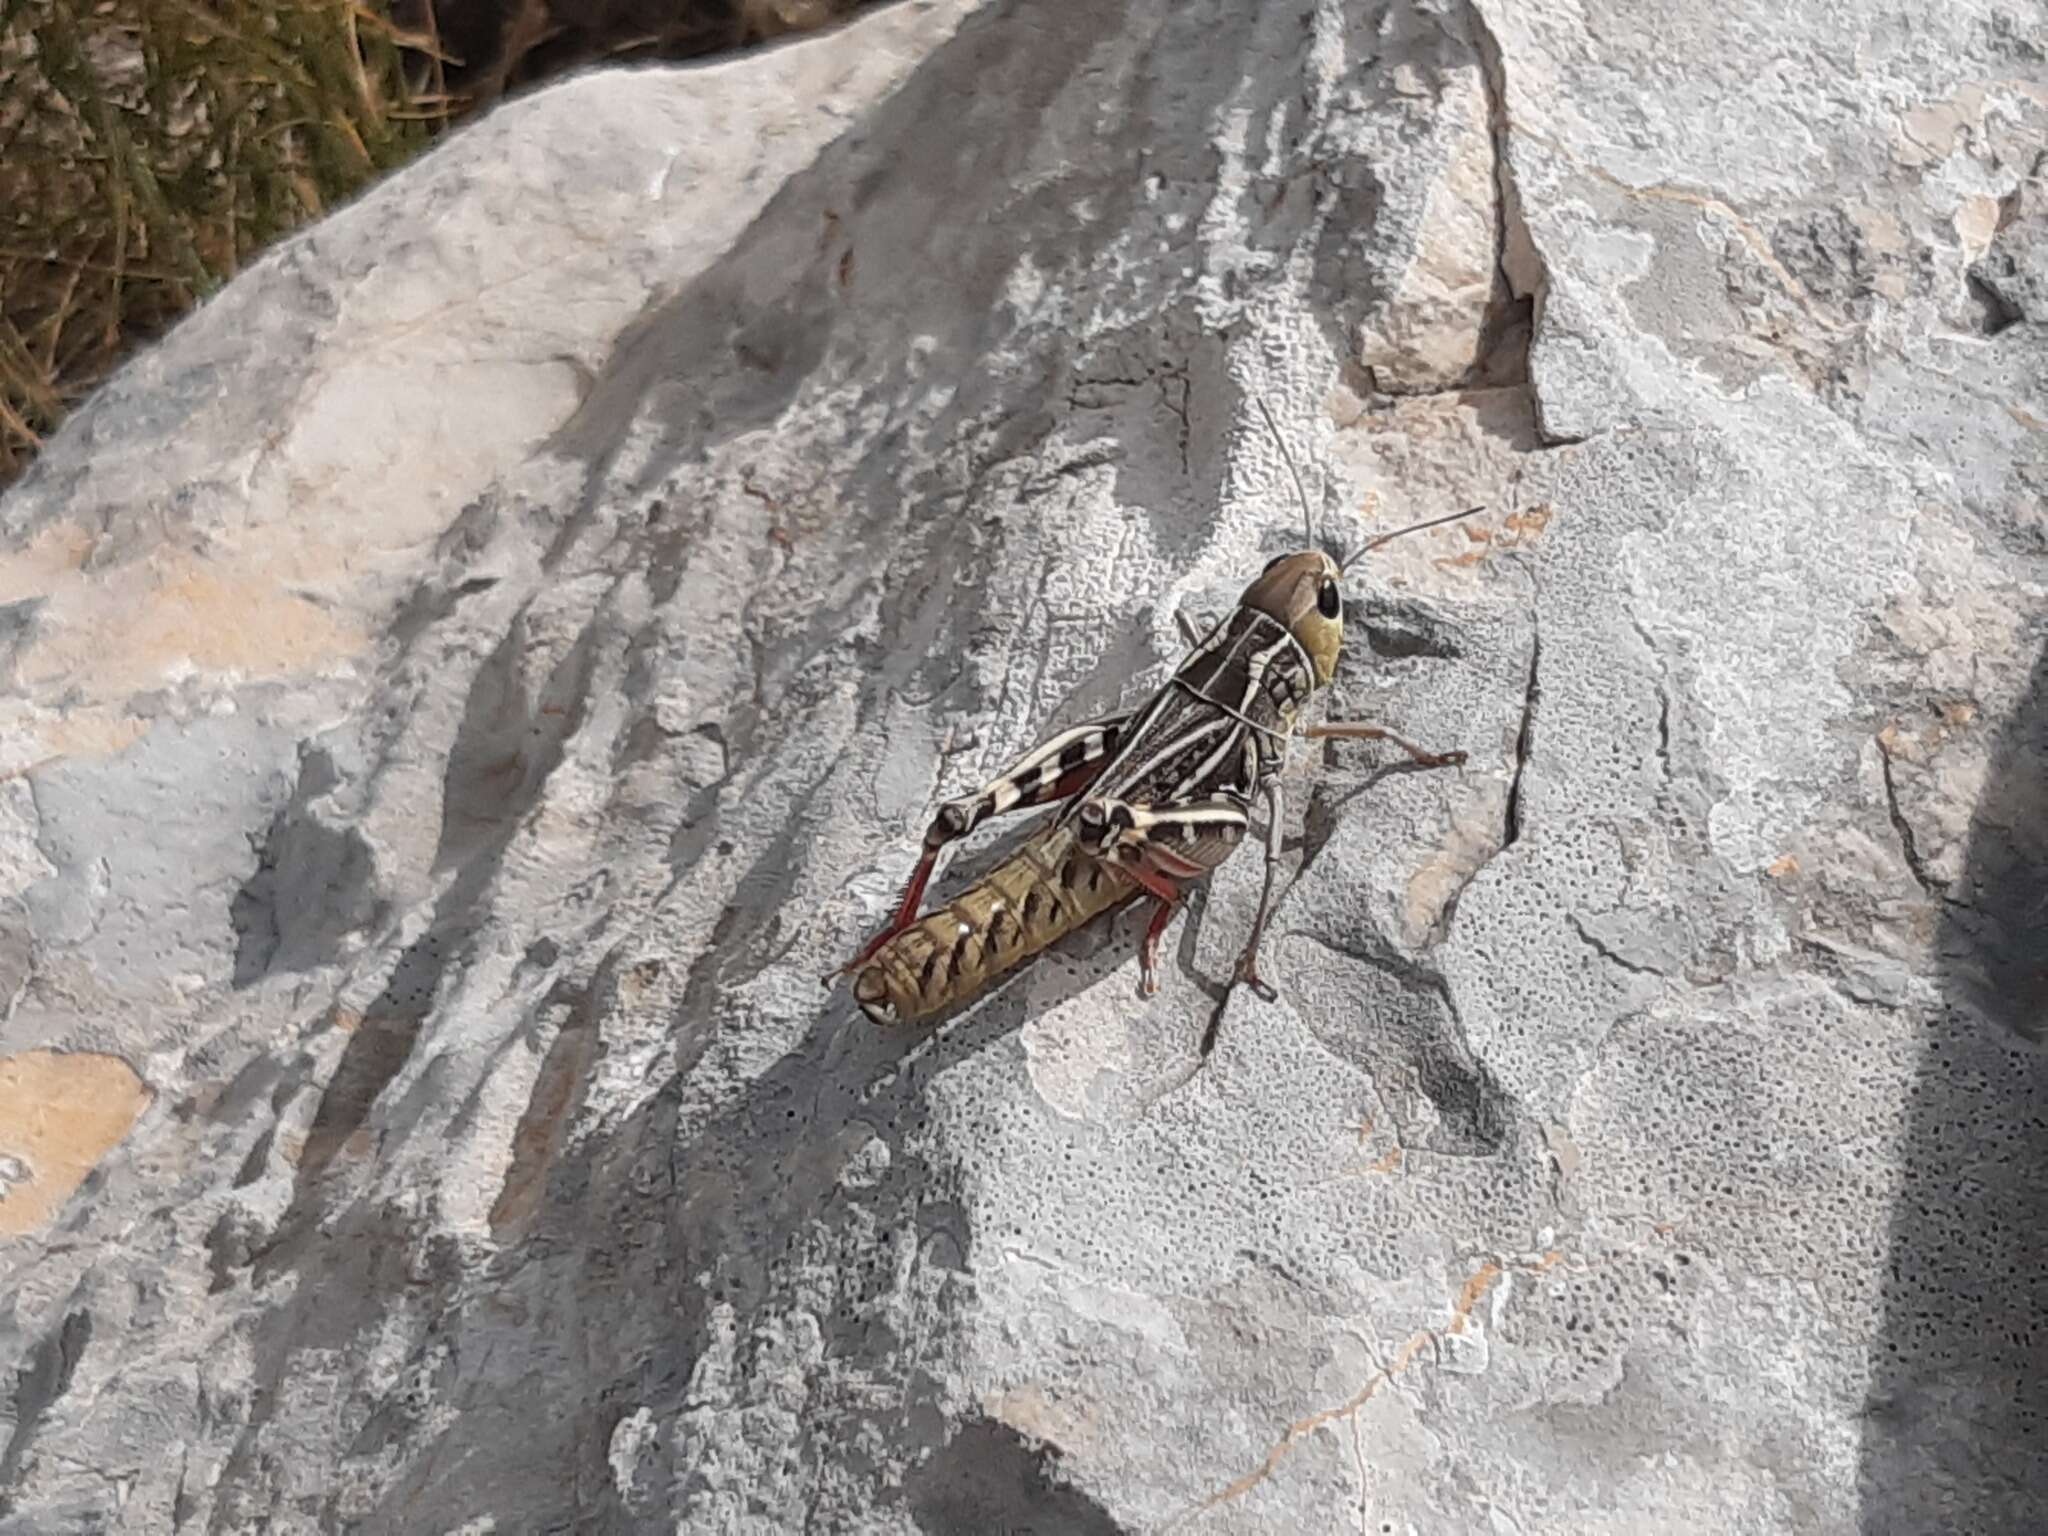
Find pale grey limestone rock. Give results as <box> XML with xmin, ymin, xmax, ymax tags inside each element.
<box><xmin>1</xmin><ymin>0</ymin><xmax>2045</xmax><ymax>1532</ymax></box>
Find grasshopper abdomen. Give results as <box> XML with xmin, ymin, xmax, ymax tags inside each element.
<box><xmin>853</xmin><ymin>824</ymin><xmax>1139</xmax><ymax>1025</ymax></box>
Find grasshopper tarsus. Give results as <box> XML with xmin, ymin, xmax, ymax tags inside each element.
<box><xmin>1231</xmin><ymin>942</ymin><xmax>1281</xmax><ymax>1003</ymax></box>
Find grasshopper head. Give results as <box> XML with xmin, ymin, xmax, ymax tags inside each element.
<box><xmin>1239</xmin><ymin>397</ymin><xmax>1482</xmax><ymax>692</ymax></box>
<box><xmin>1239</xmin><ymin>549</ymin><xmax>1344</xmax><ymax>687</ymax></box>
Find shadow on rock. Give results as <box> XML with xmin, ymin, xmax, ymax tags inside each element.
<box><xmin>274</xmin><ymin>781</ymin><xmax>1162</xmax><ymax>1532</ymax></box>
<box><xmin>355</xmin><ymin>921</ymin><xmax>1148</xmax><ymax>1532</ymax></box>
<box><xmin>1859</xmin><ymin>638</ymin><xmax>2048</xmax><ymax>1533</ymax></box>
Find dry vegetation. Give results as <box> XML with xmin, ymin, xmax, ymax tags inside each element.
<box><xmin>0</xmin><ymin>0</ymin><xmax>862</xmax><ymax>495</ymax></box>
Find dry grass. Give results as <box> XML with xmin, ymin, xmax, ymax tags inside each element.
<box><xmin>0</xmin><ymin>1</ymin><xmax>450</xmax><ymax>490</ymax></box>
<box><xmin>0</xmin><ymin>0</ymin><xmax>864</xmax><ymax>497</ymax></box>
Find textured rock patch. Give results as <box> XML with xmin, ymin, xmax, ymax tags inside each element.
<box><xmin>0</xmin><ymin>0</ymin><xmax>2043</xmax><ymax>1531</ymax></box>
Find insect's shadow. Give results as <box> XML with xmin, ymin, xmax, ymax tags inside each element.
<box><xmin>1296</xmin><ymin>753</ymin><xmax>1457</xmax><ymax>881</ymax></box>
<box><xmin>1355</xmin><ymin>598</ymin><xmax>1464</xmax><ymax>662</ymax></box>
<box><xmin>1162</xmin><ymin>751</ymin><xmax>1458</xmax><ymax>1064</ymax></box>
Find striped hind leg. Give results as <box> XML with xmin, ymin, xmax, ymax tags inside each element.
<box><xmin>1081</xmin><ymin>795</ymin><xmax>1251</xmax><ymax>879</ymax></box>
<box><xmin>827</xmin><ymin>711</ymin><xmax>1132</xmax><ymax>979</ymax></box>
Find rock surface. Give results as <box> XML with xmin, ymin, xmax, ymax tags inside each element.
<box><xmin>2</xmin><ymin>0</ymin><xmax>2045</xmax><ymax>1530</ymax></box>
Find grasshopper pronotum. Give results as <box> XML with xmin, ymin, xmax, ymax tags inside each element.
<box><xmin>828</xmin><ymin>404</ymin><xmax>1480</xmax><ymax>1025</ymax></box>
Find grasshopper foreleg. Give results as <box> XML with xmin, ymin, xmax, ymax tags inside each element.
<box><xmin>1302</xmin><ymin>719</ymin><xmax>1467</xmax><ymax>769</ymax></box>
<box><xmin>826</xmin><ymin>711</ymin><xmax>1132</xmax><ymax>982</ymax></box>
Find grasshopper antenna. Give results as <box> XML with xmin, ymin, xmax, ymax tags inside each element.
<box><xmin>1254</xmin><ymin>397</ymin><xmax>1317</xmax><ymax>551</ymax></box>
<box><xmin>1339</xmin><ymin>505</ymin><xmax>1485</xmax><ymax>573</ymax></box>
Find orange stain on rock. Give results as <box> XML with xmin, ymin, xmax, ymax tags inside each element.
<box><xmin>1433</xmin><ymin>506</ymin><xmax>1552</xmax><ymax>571</ymax></box>
<box><xmin>4</xmin><ymin>529</ymin><xmax>367</xmax><ymax>709</ymax></box>
<box><xmin>34</xmin><ymin>711</ymin><xmax>150</xmax><ymax>762</ymax></box>
<box><xmin>0</xmin><ymin>522</ymin><xmax>96</xmax><ymax>605</ymax></box>
<box><xmin>21</xmin><ymin>558</ymin><xmax>362</xmax><ymax>699</ymax></box>
<box><xmin>1186</xmin><ymin>1257</ymin><xmax>1511</xmax><ymax>1517</ymax></box>
<box><xmin>0</xmin><ymin>1050</ymin><xmax>154</xmax><ymax>1237</ymax></box>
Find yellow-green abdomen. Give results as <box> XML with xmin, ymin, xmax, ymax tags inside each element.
<box><xmin>854</xmin><ymin>825</ymin><xmax>1138</xmax><ymax>1025</ymax></box>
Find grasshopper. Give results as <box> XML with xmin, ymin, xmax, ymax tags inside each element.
<box><xmin>828</xmin><ymin>405</ymin><xmax>1479</xmax><ymax>1026</ymax></box>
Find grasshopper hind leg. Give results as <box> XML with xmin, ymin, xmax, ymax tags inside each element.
<box><xmin>825</xmin><ymin>839</ymin><xmax>945</xmax><ymax>983</ymax></box>
<box><xmin>824</xmin><ymin>712</ymin><xmax>1131</xmax><ymax>986</ymax></box>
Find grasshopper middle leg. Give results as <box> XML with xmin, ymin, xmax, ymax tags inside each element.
<box><xmin>1234</xmin><ymin>776</ymin><xmax>1286</xmax><ymax>999</ymax></box>
<box><xmin>1139</xmin><ymin>896</ymin><xmax>1180</xmax><ymax>996</ymax></box>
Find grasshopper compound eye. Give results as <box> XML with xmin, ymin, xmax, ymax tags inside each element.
<box><xmin>1317</xmin><ymin>578</ymin><xmax>1341</xmax><ymax>619</ymax></box>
